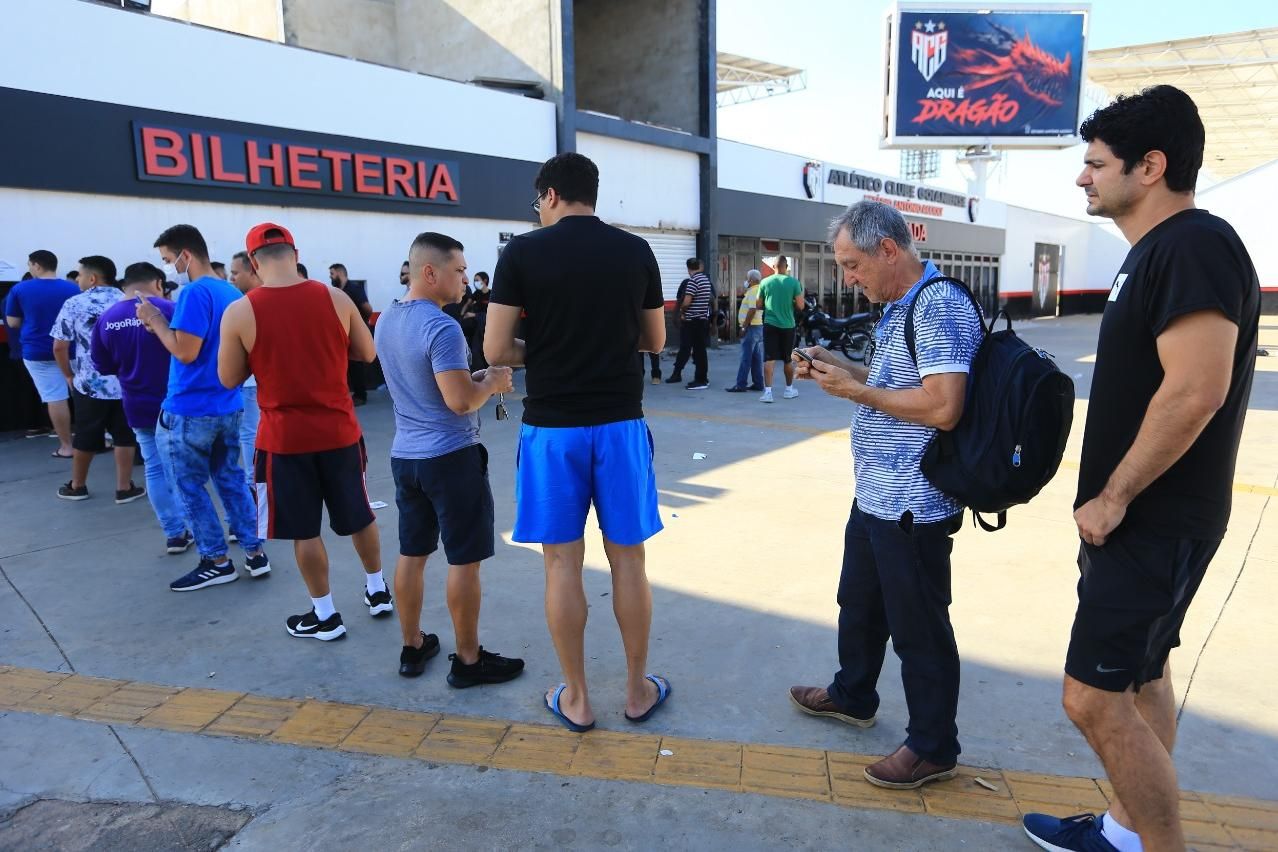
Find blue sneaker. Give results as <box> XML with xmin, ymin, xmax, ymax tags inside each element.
<box><xmin>170</xmin><ymin>558</ymin><xmax>238</xmax><ymax>592</ymax></box>
<box><xmin>166</xmin><ymin>531</ymin><xmax>194</xmax><ymax>555</ymax></box>
<box><xmin>1023</xmin><ymin>813</ymin><xmax>1119</xmax><ymax>852</ymax></box>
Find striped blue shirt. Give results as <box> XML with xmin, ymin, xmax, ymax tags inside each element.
<box><xmin>851</xmin><ymin>262</ymin><xmax>985</xmax><ymax>523</ymax></box>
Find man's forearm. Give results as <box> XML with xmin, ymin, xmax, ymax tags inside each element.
<box><xmin>819</xmin><ymin>350</ymin><xmax>868</xmax><ymax>383</ymax></box>
<box><xmin>849</xmin><ymin>384</ymin><xmax>954</xmax><ymax>429</ymax></box>
<box><xmin>1101</xmin><ymin>383</ymin><xmax>1219</xmax><ymax>506</ymax></box>
<box><xmin>487</xmin><ymin>339</ymin><xmax>526</xmax><ymax>367</ymax></box>
<box><xmin>53</xmin><ymin>350</ymin><xmax>72</xmax><ymax>380</ymax></box>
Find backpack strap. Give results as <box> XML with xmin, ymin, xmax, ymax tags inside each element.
<box><xmin>904</xmin><ymin>275</ymin><xmax>986</xmax><ymax>365</ymax></box>
<box><xmin>972</xmin><ymin>510</ymin><xmax>1007</xmax><ymax>532</ymax></box>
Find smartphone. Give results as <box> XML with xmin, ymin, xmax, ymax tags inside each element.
<box><xmin>134</xmin><ymin>292</ymin><xmax>147</xmax><ymax>306</ymax></box>
<box><xmin>792</xmin><ymin>348</ymin><xmax>815</xmax><ymax>364</ymax></box>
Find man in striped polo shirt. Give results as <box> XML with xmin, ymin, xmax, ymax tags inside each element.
<box><xmin>665</xmin><ymin>258</ymin><xmax>713</xmax><ymax>390</ymax></box>
<box><xmin>787</xmin><ymin>200</ymin><xmax>984</xmax><ymax>792</ymax></box>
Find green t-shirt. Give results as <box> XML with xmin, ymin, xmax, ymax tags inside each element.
<box><xmin>759</xmin><ymin>274</ymin><xmax>803</xmax><ymax>328</ymax></box>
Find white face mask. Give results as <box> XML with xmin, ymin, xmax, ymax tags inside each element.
<box><xmin>164</xmin><ymin>253</ymin><xmax>191</xmax><ymax>287</ymax></box>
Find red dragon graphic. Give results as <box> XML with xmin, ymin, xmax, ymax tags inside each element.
<box><xmin>952</xmin><ymin>24</ymin><xmax>1073</xmax><ymax>107</ymax></box>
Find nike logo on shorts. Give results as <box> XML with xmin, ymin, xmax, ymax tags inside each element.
<box><xmin>1095</xmin><ymin>664</ymin><xmax>1126</xmax><ymax>674</ymax></box>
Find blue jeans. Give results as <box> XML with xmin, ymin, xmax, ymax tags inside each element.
<box><xmin>827</xmin><ymin>503</ymin><xmax>964</xmax><ymax>765</ymax></box>
<box><xmin>157</xmin><ymin>409</ymin><xmax>262</xmax><ymax>559</ymax></box>
<box><xmin>734</xmin><ymin>325</ymin><xmax>764</xmax><ymax>389</ymax></box>
<box><xmin>134</xmin><ymin>426</ymin><xmax>188</xmax><ymax>538</ymax></box>
<box><xmin>240</xmin><ymin>385</ymin><xmax>260</xmax><ymax>489</ymax></box>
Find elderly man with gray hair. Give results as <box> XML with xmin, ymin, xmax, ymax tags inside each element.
<box><xmin>787</xmin><ymin>200</ymin><xmax>984</xmax><ymax>791</ymax></box>
<box><xmin>725</xmin><ymin>268</ymin><xmax>765</xmax><ymax>392</ymax></box>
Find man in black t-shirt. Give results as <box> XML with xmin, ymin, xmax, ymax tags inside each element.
<box><xmin>1023</xmin><ymin>86</ymin><xmax>1260</xmax><ymax>852</ymax></box>
<box><xmin>330</xmin><ymin>264</ymin><xmax>374</xmax><ymax>405</ymax></box>
<box><xmin>485</xmin><ymin>152</ymin><xmax>670</xmax><ymax>734</ymax></box>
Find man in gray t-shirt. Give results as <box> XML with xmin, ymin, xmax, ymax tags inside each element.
<box><xmin>374</xmin><ymin>231</ymin><xmax>524</xmax><ymax>687</ymax></box>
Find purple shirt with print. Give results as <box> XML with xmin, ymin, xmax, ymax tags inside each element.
<box><xmin>90</xmin><ymin>296</ymin><xmax>175</xmax><ymax>429</ymax></box>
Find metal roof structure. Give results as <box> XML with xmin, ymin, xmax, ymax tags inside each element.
<box><xmin>717</xmin><ymin>52</ymin><xmax>807</xmax><ymax>106</ymax></box>
<box><xmin>1086</xmin><ymin>27</ymin><xmax>1278</xmax><ymax>180</ymax></box>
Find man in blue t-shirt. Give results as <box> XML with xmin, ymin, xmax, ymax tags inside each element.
<box><xmin>138</xmin><ymin>224</ymin><xmax>270</xmax><ymax>593</ymax></box>
<box><xmin>375</xmin><ymin>230</ymin><xmax>523</xmax><ymax>685</ymax></box>
<box><xmin>788</xmin><ymin>201</ymin><xmax>983</xmax><ymax>792</ymax></box>
<box><xmin>4</xmin><ymin>249</ymin><xmax>80</xmax><ymax>457</ymax></box>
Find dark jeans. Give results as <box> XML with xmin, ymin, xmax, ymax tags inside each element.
<box><xmin>670</xmin><ymin>318</ymin><xmax>709</xmax><ymax>383</ymax></box>
<box><xmin>827</xmin><ymin>502</ymin><xmax>963</xmax><ymax>765</ymax></box>
<box><xmin>638</xmin><ymin>351</ymin><xmax>660</xmax><ymax>378</ymax></box>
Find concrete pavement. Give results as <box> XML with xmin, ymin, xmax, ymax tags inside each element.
<box><xmin>1</xmin><ymin>314</ymin><xmax>1276</xmax><ymax>849</ymax></box>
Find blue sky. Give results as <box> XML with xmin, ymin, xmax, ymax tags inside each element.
<box><xmin>717</xmin><ymin>0</ymin><xmax>1277</xmax><ymax>217</ymax></box>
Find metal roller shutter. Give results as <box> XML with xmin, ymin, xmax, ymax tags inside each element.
<box><xmin>629</xmin><ymin>230</ymin><xmax>698</xmax><ymax>303</ymax></box>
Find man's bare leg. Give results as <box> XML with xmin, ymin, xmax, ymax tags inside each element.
<box><xmin>293</xmin><ymin>537</ymin><xmax>331</xmax><ymax>597</ymax></box>
<box><xmin>782</xmin><ymin>361</ymin><xmax>796</xmax><ymax>387</ymax></box>
<box><xmin>602</xmin><ymin>538</ymin><xmax>658</xmax><ymax>717</ymax></box>
<box><xmin>113</xmin><ymin>446</ymin><xmax>135</xmax><ymax>491</ymax></box>
<box><xmin>763</xmin><ymin>360</ymin><xmax>775</xmax><ymax>388</ymax></box>
<box><xmin>1063</xmin><ymin>673</ymin><xmax>1184</xmax><ymax>850</ymax></box>
<box><xmin>394</xmin><ymin>554</ymin><xmax>427</xmax><ymax>646</ymax></box>
<box><xmin>543</xmin><ymin>540</ymin><xmax>592</xmax><ymax>727</ymax></box>
<box><xmin>48</xmin><ymin>400</ymin><xmax>72</xmax><ymax>456</ymax></box>
<box><xmin>1107</xmin><ymin>662</ymin><xmax>1178</xmax><ymax>834</ymax></box>
<box><xmin>350</xmin><ymin>521</ymin><xmax>381</xmax><ymax>575</ymax></box>
<box><xmin>71</xmin><ymin>449</ymin><xmax>93</xmax><ymax>489</ymax></box>
<box><xmin>447</xmin><ymin>563</ymin><xmax>482</xmax><ymax>664</ymax></box>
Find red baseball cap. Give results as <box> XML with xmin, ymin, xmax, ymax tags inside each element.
<box><xmin>245</xmin><ymin>222</ymin><xmax>296</xmax><ymax>255</ymax></box>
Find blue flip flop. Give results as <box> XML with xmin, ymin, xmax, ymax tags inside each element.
<box><xmin>625</xmin><ymin>674</ymin><xmax>672</xmax><ymax>724</ymax></box>
<box><xmin>545</xmin><ymin>683</ymin><xmax>595</xmax><ymax>733</ymax></box>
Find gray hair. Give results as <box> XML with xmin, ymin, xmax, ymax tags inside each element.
<box><xmin>745</xmin><ymin>269</ymin><xmax>761</xmax><ymax>283</ymax></box>
<box><xmin>828</xmin><ymin>200</ymin><xmax>918</xmax><ymax>259</ymax></box>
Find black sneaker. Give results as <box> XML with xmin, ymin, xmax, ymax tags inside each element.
<box><xmin>115</xmin><ymin>482</ymin><xmax>146</xmax><ymax>504</ymax></box>
<box><xmin>685</xmin><ymin>381</ymin><xmax>709</xmax><ymax>390</ymax></box>
<box><xmin>399</xmin><ymin>632</ymin><xmax>440</xmax><ymax>677</ymax></box>
<box><xmin>170</xmin><ymin>558</ymin><xmax>238</xmax><ymax>592</ymax></box>
<box><xmin>286</xmin><ymin>609</ymin><xmax>347</xmax><ymax>641</ymax></box>
<box><xmin>57</xmin><ymin>481</ymin><xmax>89</xmax><ymax>501</ymax></box>
<box><xmin>664</xmin><ymin>374</ymin><xmax>683</xmax><ymax>384</ymax></box>
<box><xmin>244</xmin><ymin>551</ymin><xmax>271</xmax><ymax>578</ymax></box>
<box><xmin>227</xmin><ymin>528</ymin><xmax>238</xmax><ymax>543</ymax></box>
<box><xmin>365</xmin><ymin>587</ymin><xmax>394</xmax><ymax>618</ymax></box>
<box><xmin>166</xmin><ymin>531</ymin><xmax>194</xmax><ymax>554</ymax></box>
<box><xmin>446</xmin><ymin>647</ymin><xmax>526</xmax><ymax>688</ymax></box>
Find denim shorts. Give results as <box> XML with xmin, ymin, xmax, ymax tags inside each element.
<box><xmin>23</xmin><ymin>359</ymin><xmax>69</xmax><ymax>403</ymax></box>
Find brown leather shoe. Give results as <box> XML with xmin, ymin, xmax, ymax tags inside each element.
<box><xmin>863</xmin><ymin>745</ymin><xmax>957</xmax><ymax>789</ymax></box>
<box><xmin>788</xmin><ymin>686</ymin><xmax>875</xmax><ymax>728</ymax></box>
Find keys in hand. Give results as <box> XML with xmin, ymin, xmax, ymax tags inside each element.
<box><xmin>495</xmin><ymin>393</ymin><xmax>508</xmax><ymax>421</ymax></box>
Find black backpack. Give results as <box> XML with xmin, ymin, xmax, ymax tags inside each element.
<box><xmin>905</xmin><ymin>276</ymin><xmax>1074</xmax><ymax>532</ymax></box>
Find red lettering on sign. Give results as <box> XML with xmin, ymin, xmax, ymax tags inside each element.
<box><xmin>427</xmin><ymin>163</ymin><xmax>458</xmax><ymax>201</ymax></box>
<box><xmin>210</xmin><ymin>136</ymin><xmax>246</xmax><ymax>183</ymax></box>
<box><xmin>353</xmin><ymin>153</ymin><xmax>383</xmax><ymax>194</ymax></box>
<box><xmin>910</xmin><ymin>93</ymin><xmax>1020</xmax><ymax>128</ymax></box>
<box><xmin>140</xmin><ymin>127</ymin><xmax>187</xmax><ymax>177</ymax></box>
<box><xmin>246</xmin><ymin>141</ymin><xmax>285</xmax><ymax>186</ymax></box>
<box><xmin>416</xmin><ymin>161</ymin><xmax>429</xmax><ymax>198</ymax></box>
<box><xmin>320</xmin><ymin>149</ymin><xmax>352</xmax><ymax>192</ymax></box>
<box><xmin>288</xmin><ymin>145</ymin><xmax>322</xmax><ymax>190</ymax></box>
<box><xmin>385</xmin><ymin>157</ymin><xmax>415</xmax><ymax>198</ymax></box>
<box><xmin>190</xmin><ymin>133</ymin><xmax>208</xmax><ymax>180</ymax></box>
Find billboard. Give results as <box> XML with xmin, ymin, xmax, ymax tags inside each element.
<box><xmin>882</xmin><ymin>3</ymin><xmax>1089</xmax><ymax>149</ymax></box>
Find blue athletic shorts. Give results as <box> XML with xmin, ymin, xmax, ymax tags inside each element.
<box><xmin>513</xmin><ymin>418</ymin><xmax>662</xmax><ymax>546</ymax></box>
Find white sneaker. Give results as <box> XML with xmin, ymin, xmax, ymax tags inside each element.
<box><xmin>783</xmin><ymin>386</ymin><xmax>799</xmax><ymax>399</ymax></box>
<box><xmin>759</xmin><ymin>389</ymin><xmax>774</xmax><ymax>403</ymax></box>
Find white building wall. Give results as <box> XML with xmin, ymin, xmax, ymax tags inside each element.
<box><xmin>717</xmin><ymin>141</ymin><xmax>812</xmax><ymax>202</ymax></box>
<box><xmin>0</xmin><ymin>189</ymin><xmax>532</xmax><ymax>313</ymax></box>
<box><xmin>1001</xmin><ymin>205</ymin><xmax>1128</xmax><ymax>296</ymax></box>
<box><xmin>0</xmin><ymin>0</ymin><xmax>556</xmax><ymax>164</ymax></box>
<box><xmin>576</xmin><ymin>133</ymin><xmax>700</xmax><ymax>232</ymax></box>
<box><xmin>1200</xmin><ymin>160</ymin><xmax>1278</xmax><ymax>290</ymax></box>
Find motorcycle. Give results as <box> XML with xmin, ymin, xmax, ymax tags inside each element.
<box><xmin>798</xmin><ymin>294</ymin><xmax>878</xmax><ymax>362</ymax></box>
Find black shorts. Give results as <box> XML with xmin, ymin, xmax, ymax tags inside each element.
<box><xmin>391</xmin><ymin>444</ymin><xmax>494</xmax><ymax>564</ymax></box>
<box><xmin>71</xmin><ymin>390</ymin><xmax>136</xmax><ymax>452</ymax></box>
<box><xmin>763</xmin><ymin>324</ymin><xmax>795</xmax><ymax>362</ymax></box>
<box><xmin>1066</xmin><ymin>522</ymin><xmax>1219</xmax><ymax>692</ymax></box>
<box><xmin>254</xmin><ymin>438</ymin><xmax>375</xmax><ymax>540</ymax></box>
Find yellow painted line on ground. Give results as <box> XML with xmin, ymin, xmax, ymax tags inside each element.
<box><xmin>2</xmin><ymin>665</ymin><xmax>1275</xmax><ymax>845</ymax></box>
<box><xmin>643</xmin><ymin>409</ymin><xmax>1278</xmax><ymax>498</ymax></box>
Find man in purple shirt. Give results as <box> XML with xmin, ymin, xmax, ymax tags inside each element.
<box><xmin>91</xmin><ymin>262</ymin><xmax>192</xmax><ymax>554</ymax></box>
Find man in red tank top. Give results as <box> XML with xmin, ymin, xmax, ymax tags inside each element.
<box><xmin>218</xmin><ymin>223</ymin><xmax>387</xmax><ymax>642</ymax></box>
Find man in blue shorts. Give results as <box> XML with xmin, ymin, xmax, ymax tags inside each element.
<box><xmin>485</xmin><ymin>153</ymin><xmax>670</xmax><ymax>732</ymax></box>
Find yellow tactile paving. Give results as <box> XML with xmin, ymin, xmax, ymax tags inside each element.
<box><xmin>2</xmin><ymin>665</ymin><xmax>1276</xmax><ymax>847</ymax></box>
